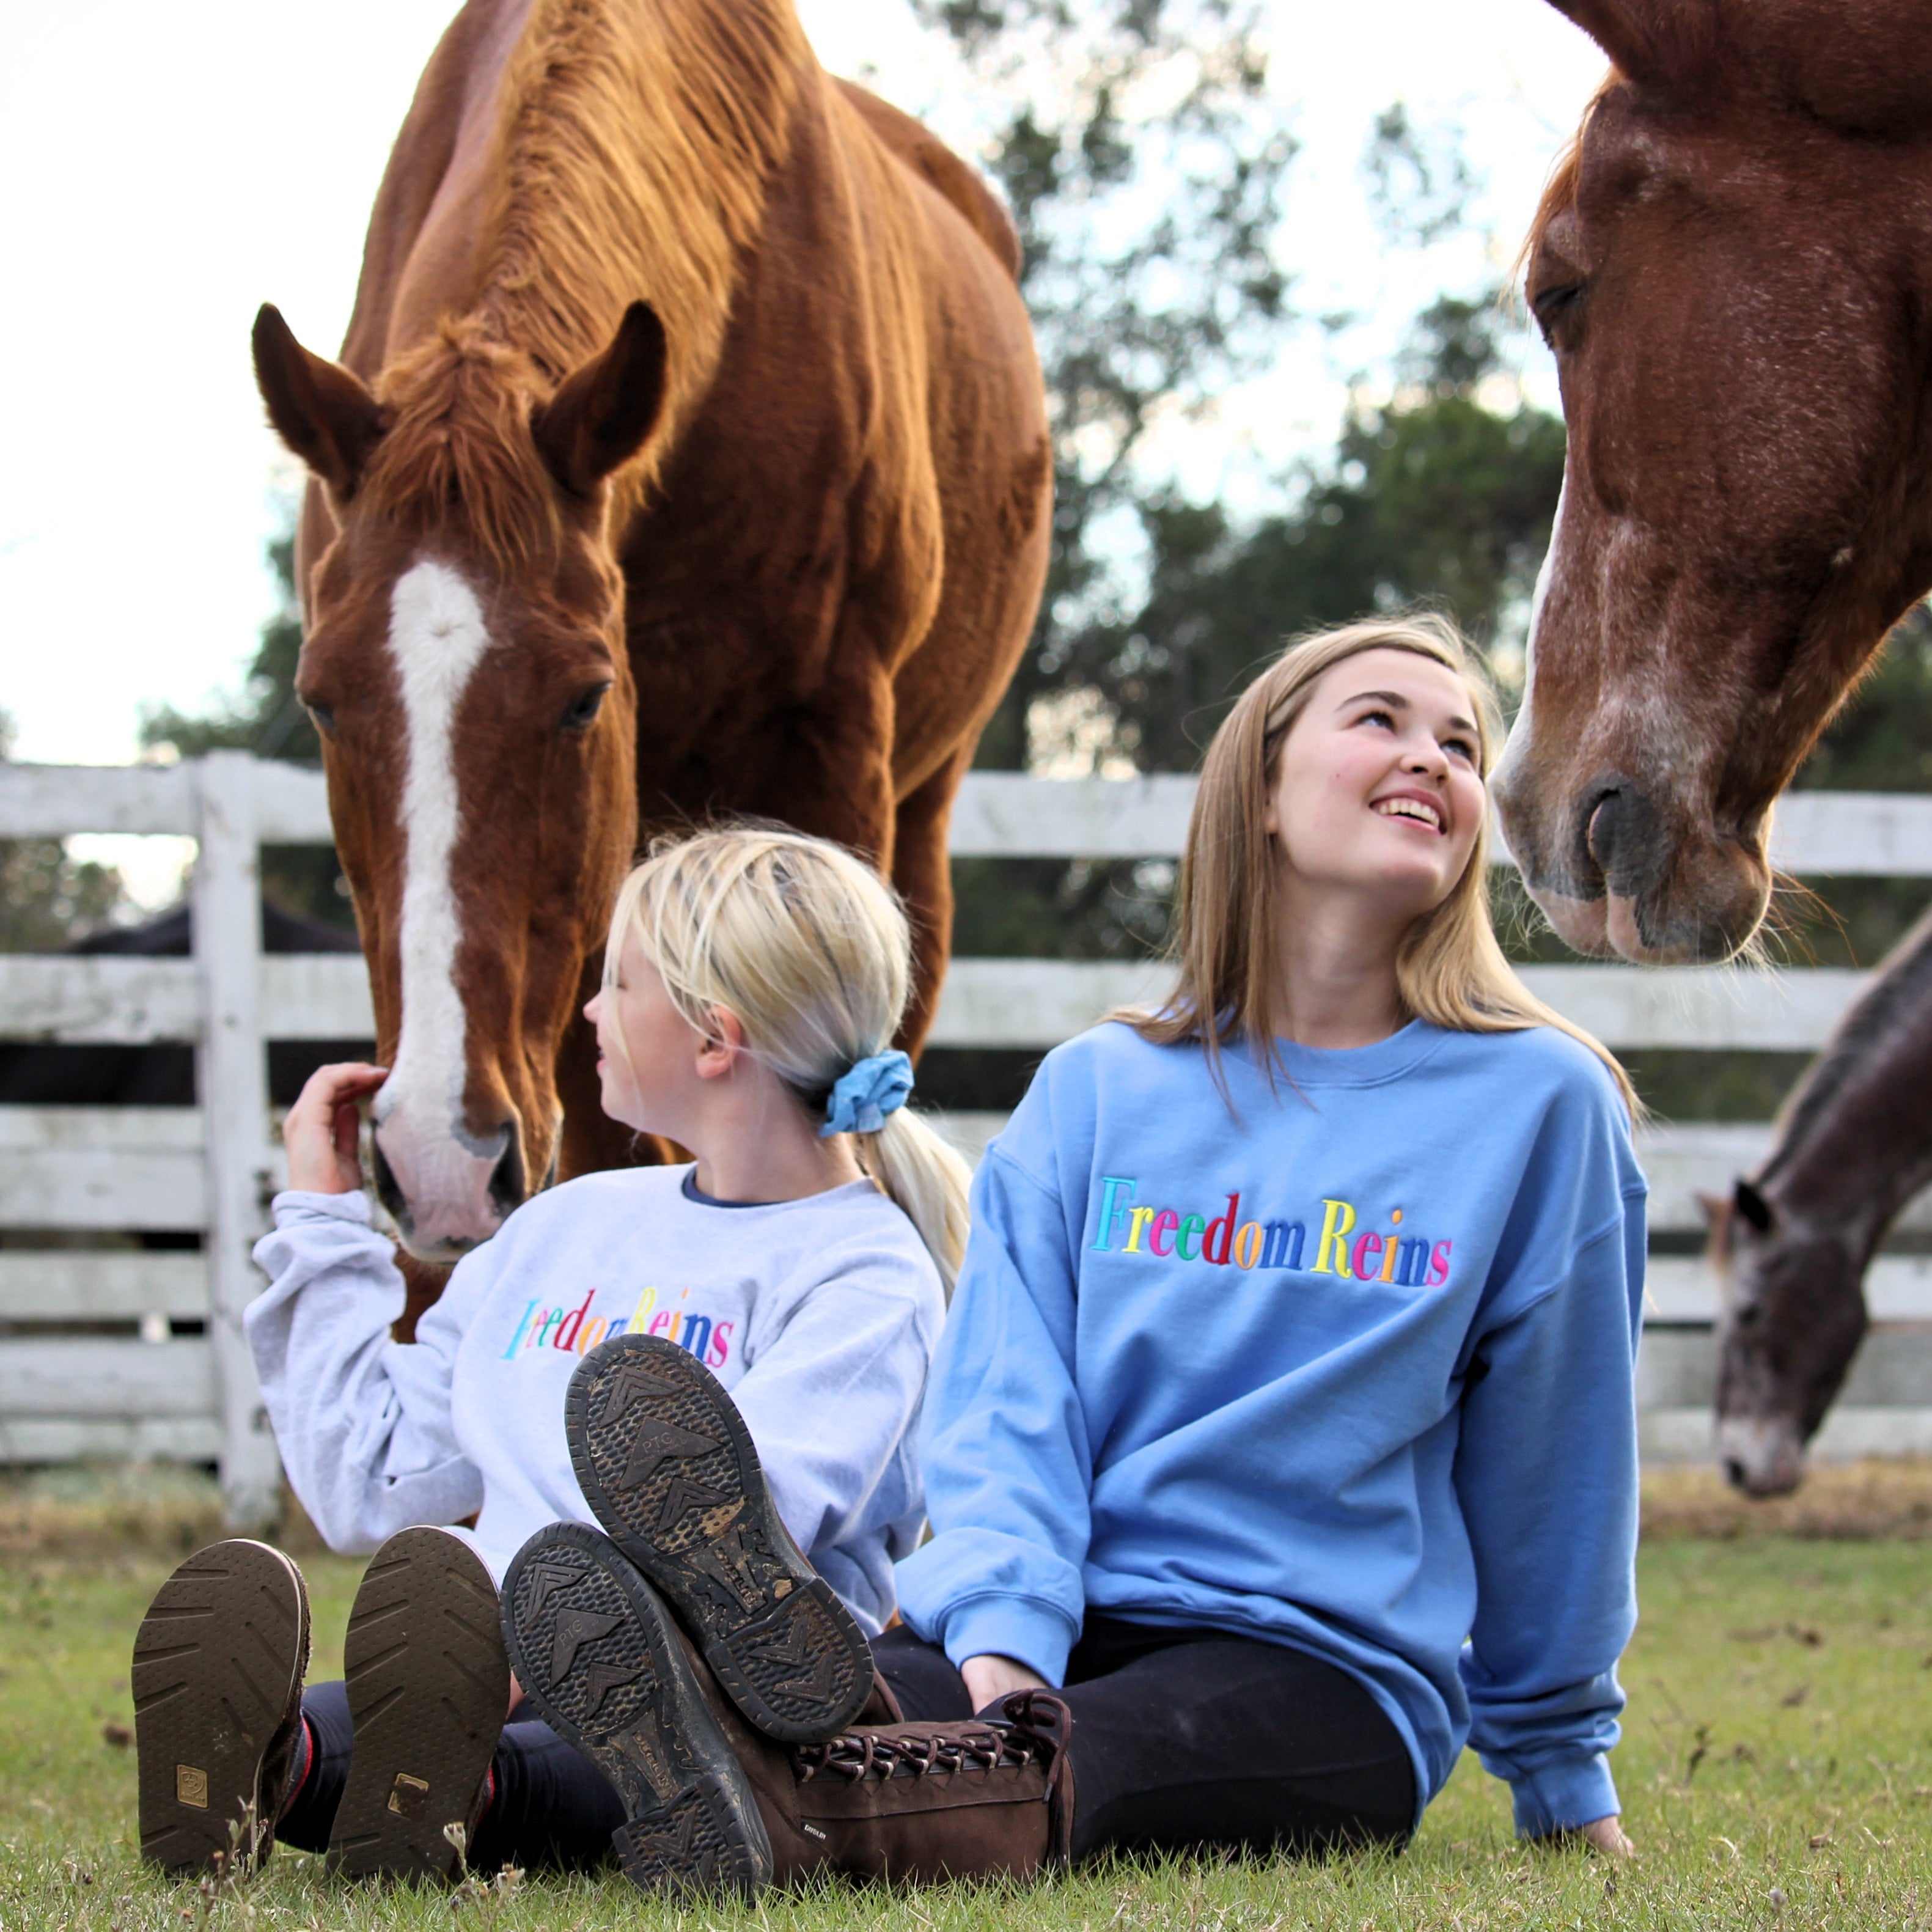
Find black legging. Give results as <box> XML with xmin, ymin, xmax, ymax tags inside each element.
<box><xmin>873</xmin><ymin>1614</ymin><xmax>1417</xmax><ymax>1863</ymax></box>
<box><xmin>280</xmin><ymin>1615</ymin><xmax>1416</xmax><ymax>1871</ymax></box>
<box><xmin>277</xmin><ymin>1681</ymin><xmax>625</xmax><ymax>1873</ymax></box>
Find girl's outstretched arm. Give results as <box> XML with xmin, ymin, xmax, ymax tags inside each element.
<box><xmin>243</xmin><ymin>1065</ymin><xmax>495</xmax><ymax>1552</ymax></box>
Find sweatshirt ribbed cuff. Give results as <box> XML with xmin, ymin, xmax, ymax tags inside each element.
<box><xmin>270</xmin><ymin>1189</ymin><xmax>373</xmax><ymax>1226</ymax></box>
<box><xmin>939</xmin><ymin>1593</ymin><xmax>1079</xmax><ymax>1688</ymax></box>
<box><xmin>1510</xmin><ymin>1752</ymin><xmax>1619</xmax><ymax>1838</ymax></box>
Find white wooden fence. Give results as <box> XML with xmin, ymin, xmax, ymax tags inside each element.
<box><xmin>4</xmin><ymin>757</ymin><xmax>1930</xmax><ymax>1527</ymax></box>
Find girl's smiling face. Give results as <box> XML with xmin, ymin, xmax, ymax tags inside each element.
<box><xmin>1265</xmin><ymin>646</ymin><xmax>1488</xmax><ymax>925</ymax></box>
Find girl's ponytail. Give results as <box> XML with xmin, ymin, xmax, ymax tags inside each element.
<box><xmin>854</xmin><ymin>1109</ymin><xmax>972</xmax><ymax>1299</ymax></box>
<box><xmin>607</xmin><ymin>825</ymin><xmax>972</xmax><ymax>1294</ymax></box>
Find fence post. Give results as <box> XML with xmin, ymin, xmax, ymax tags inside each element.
<box><xmin>193</xmin><ymin>752</ymin><xmax>282</xmax><ymax>1530</ymax></box>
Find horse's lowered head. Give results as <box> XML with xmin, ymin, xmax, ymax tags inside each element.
<box><xmin>1496</xmin><ymin>0</ymin><xmax>1932</xmax><ymax>962</ymax></box>
<box><xmin>252</xmin><ymin>301</ymin><xmax>667</xmax><ymax>1260</ymax></box>
<box><xmin>1705</xmin><ymin>1178</ymin><xmax>1869</xmax><ymax>1497</ymax></box>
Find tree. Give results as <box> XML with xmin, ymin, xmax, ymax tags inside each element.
<box><xmin>140</xmin><ymin>509</ymin><xmax>354</xmax><ymax>929</ymax></box>
<box><xmin>907</xmin><ymin>0</ymin><xmax>1297</xmax><ymax>768</ymax></box>
<box><xmin>0</xmin><ymin>709</ymin><xmax>126</xmax><ymax>951</ymax></box>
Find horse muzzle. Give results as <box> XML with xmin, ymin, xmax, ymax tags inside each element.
<box><xmin>1493</xmin><ymin>754</ymin><xmax>1772</xmax><ymax>964</ymax></box>
<box><xmin>371</xmin><ymin>1105</ymin><xmax>526</xmax><ymax>1261</ymax></box>
<box><xmin>1716</xmin><ymin>1412</ymin><xmax>1807</xmax><ymax>1498</ymax></box>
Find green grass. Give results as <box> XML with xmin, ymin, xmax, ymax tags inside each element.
<box><xmin>2</xmin><ymin>1538</ymin><xmax>1928</xmax><ymax>1930</ymax></box>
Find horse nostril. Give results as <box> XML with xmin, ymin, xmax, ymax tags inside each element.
<box><xmin>1585</xmin><ymin>788</ymin><xmax>1625</xmax><ymax>875</ymax></box>
<box><xmin>488</xmin><ymin>1126</ymin><xmax>526</xmax><ymax>1219</ymax></box>
<box><xmin>1722</xmin><ymin>1456</ymin><xmax>1749</xmax><ymax>1493</ymax></box>
<box><xmin>371</xmin><ymin>1139</ymin><xmax>409</xmax><ymax>1227</ymax></box>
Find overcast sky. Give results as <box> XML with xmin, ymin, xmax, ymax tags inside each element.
<box><xmin>0</xmin><ymin>0</ymin><xmax>1606</xmax><ymax>787</ymax></box>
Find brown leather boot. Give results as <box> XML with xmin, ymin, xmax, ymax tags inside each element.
<box><xmin>711</xmin><ymin>1681</ymin><xmax>1077</xmax><ymax>1886</ymax></box>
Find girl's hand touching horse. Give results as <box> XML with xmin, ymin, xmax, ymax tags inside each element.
<box><xmin>284</xmin><ymin>1062</ymin><xmax>388</xmax><ymax>1194</ymax></box>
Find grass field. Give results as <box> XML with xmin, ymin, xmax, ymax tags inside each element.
<box><xmin>2</xmin><ymin>1466</ymin><xmax>1929</xmax><ymax>1930</ymax></box>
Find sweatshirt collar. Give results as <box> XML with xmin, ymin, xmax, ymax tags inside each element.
<box><xmin>1240</xmin><ymin>1016</ymin><xmax>1449</xmax><ymax>1089</ymax></box>
<box><xmin>678</xmin><ymin>1166</ymin><xmax>880</xmax><ymax>1211</ymax></box>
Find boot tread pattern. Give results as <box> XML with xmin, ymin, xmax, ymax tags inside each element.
<box><xmin>499</xmin><ymin>1522</ymin><xmax>772</xmax><ymax>1895</ymax></box>
<box><xmin>132</xmin><ymin>1540</ymin><xmax>309</xmax><ymax>1876</ymax></box>
<box><xmin>327</xmin><ymin>1527</ymin><xmax>509</xmax><ymax>1883</ymax></box>
<box><xmin>567</xmin><ymin>1335</ymin><xmax>873</xmax><ymax>1741</ymax></box>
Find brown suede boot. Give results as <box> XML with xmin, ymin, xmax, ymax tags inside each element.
<box><xmin>703</xmin><ymin>1673</ymin><xmax>1076</xmax><ymax>1886</ymax></box>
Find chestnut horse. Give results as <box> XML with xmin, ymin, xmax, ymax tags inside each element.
<box><xmin>1502</xmin><ymin>0</ymin><xmax>1932</xmax><ymax>1491</ymax></box>
<box><xmin>252</xmin><ymin>0</ymin><xmax>1049</xmax><ymax>1274</ymax></box>
<box><xmin>1497</xmin><ymin>0</ymin><xmax>1932</xmax><ymax>965</ymax></box>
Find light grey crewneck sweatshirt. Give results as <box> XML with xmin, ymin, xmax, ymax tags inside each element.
<box><xmin>244</xmin><ymin>1164</ymin><xmax>944</xmax><ymax>1634</ymax></box>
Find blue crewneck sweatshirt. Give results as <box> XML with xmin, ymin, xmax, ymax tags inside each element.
<box><xmin>895</xmin><ymin>1018</ymin><xmax>1647</xmax><ymax>1837</ymax></box>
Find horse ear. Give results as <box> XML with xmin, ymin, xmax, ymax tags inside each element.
<box><xmin>1733</xmin><ymin>1177</ymin><xmax>1776</xmax><ymax>1236</ymax></box>
<box><xmin>532</xmin><ymin>303</ymin><xmax>669</xmax><ymax>498</ymax></box>
<box><xmin>1541</xmin><ymin>0</ymin><xmax>1717</xmax><ymax>88</ymax></box>
<box><xmin>252</xmin><ymin>305</ymin><xmax>388</xmax><ymax>499</ymax></box>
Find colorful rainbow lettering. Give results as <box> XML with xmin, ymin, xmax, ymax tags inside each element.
<box><xmin>1090</xmin><ymin>1177</ymin><xmax>1451</xmax><ymax>1287</ymax></box>
<box><xmin>499</xmin><ymin>1283</ymin><xmax>734</xmax><ymax>1367</ymax></box>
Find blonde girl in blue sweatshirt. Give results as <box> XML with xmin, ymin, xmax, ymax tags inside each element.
<box><xmin>887</xmin><ymin>616</ymin><xmax>1646</xmax><ymax>1864</ymax></box>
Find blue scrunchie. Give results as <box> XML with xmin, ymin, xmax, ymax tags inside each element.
<box><xmin>820</xmin><ymin>1049</ymin><xmax>914</xmax><ymax>1137</ymax></box>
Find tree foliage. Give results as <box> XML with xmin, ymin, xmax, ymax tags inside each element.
<box><xmin>908</xmin><ymin>0</ymin><xmax>1296</xmax><ymax>766</ymax></box>
<box><xmin>139</xmin><ymin>515</ymin><xmax>354</xmax><ymax>929</ymax></box>
<box><xmin>0</xmin><ymin>710</ymin><xmax>125</xmax><ymax>952</ymax></box>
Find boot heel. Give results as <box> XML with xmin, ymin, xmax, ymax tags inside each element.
<box><xmin>716</xmin><ymin>1584</ymin><xmax>871</xmax><ymax>1741</ymax></box>
<box><xmin>612</xmin><ymin>1775</ymin><xmax>768</xmax><ymax>1895</ymax></box>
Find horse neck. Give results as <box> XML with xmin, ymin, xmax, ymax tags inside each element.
<box><xmin>475</xmin><ymin>0</ymin><xmax>815</xmax><ymax>459</ymax></box>
<box><xmin>1758</xmin><ymin>906</ymin><xmax>1932</xmax><ymax>1252</ymax></box>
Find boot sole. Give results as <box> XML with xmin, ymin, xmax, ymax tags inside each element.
<box><xmin>567</xmin><ymin>1332</ymin><xmax>874</xmax><ymax>1742</ymax></box>
<box><xmin>501</xmin><ymin>1521</ymin><xmax>773</xmax><ymax>1895</ymax></box>
<box><xmin>133</xmin><ymin>1539</ymin><xmax>309</xmax><ymax>1875</ymax></box>
<box><xmin>327</xmin><ymin>1527</ymin><xmax>509</xmax><ymax>1882</ymax></box>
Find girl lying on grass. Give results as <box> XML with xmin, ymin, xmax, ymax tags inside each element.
<box><xmin>131</xmin><ymin>827</ymin><xmax>963</xmax><ymax>1881</ymax></box>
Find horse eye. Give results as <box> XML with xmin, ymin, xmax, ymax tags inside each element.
<box><xmin>304</xmin><ymin>700</ymin><xmax>336</xmax><ymax>736</ymax></box>
<box><xmin>1529</xmin><ymin>282</ymin><xmax>1584</xmax><ymax>339</ymax></box>
<box><xmin>561</xmin><ymin>682</ymin><xmax>611</xmax><ymax>732</ymax></box>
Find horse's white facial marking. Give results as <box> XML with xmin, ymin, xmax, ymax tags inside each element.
<box><xmin>373</xmin><ymin>559</ymin><xmax>504</xmax><ymax>1252</ymax></box>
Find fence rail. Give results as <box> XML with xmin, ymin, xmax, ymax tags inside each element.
<box><xmin>5</xmin><ymin>756</ymin><xmax>1931</xmax><ymax>1518</ymax></box>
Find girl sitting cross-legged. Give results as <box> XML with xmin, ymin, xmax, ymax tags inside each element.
<box><xmin>872</xmin><ymin>614</ymin><xmax>1648</xmax><ymax>1868</ymax></box>
<box><xmin>130</xmin><ymin>826</ymin><xmax>963</xmax><ymax>1882</ymax></box>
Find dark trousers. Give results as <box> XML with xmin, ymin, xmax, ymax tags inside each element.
<box><xmin>279</xmin><ymin>1615</ymin><xmax>1417</xmax><ymax>1873</ymax></box>
<box><xmin>873</xmin><ymin>1615</ymin><xmax>1417</xmax><ymax>1864</ymax></box>
<box><xmin>277</xmin><ymin>1681</ymin><xmax>625</xmax><ymax>1873</ymax></box>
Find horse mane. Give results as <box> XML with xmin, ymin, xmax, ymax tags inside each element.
<box><xmin>362</xmin><ymin>0</ymin><xmax>812</xmax><ymax>568</ymax></box>
<box><xmin>1760</xmin><ymin>905</ymin><xmax>1932</xmax><ymax>1188</ymax></box>
<box><xmin>478</xmin><ymin>0</ymin><xmax>810</xmax><ymax>452</ymax></box>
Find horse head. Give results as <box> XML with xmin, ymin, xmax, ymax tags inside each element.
<box><xmin>252</xmin><ymin>302</ymin><xmax>667</xmax><ymax>1260</ymax></box>
<box><xmin>1496</xmin><ymin>0</ymin><xmax>1932</xmax><ymax>961</ymax></box>
<box><xmin>1706</xmin><ymin>1179</ymin><xmax>1869</xmax><ymax>1496</ymax></box>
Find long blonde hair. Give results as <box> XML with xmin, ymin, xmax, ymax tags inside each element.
<box><xmin>604</xmin><ymin>825</ymin><xmax>973</xmax><ymax>1293</ymax></box>
<box><xmin>1133</xmin><ymin>614</ymin><xmax>1639</xmax><ymax>1116</ymax></box>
